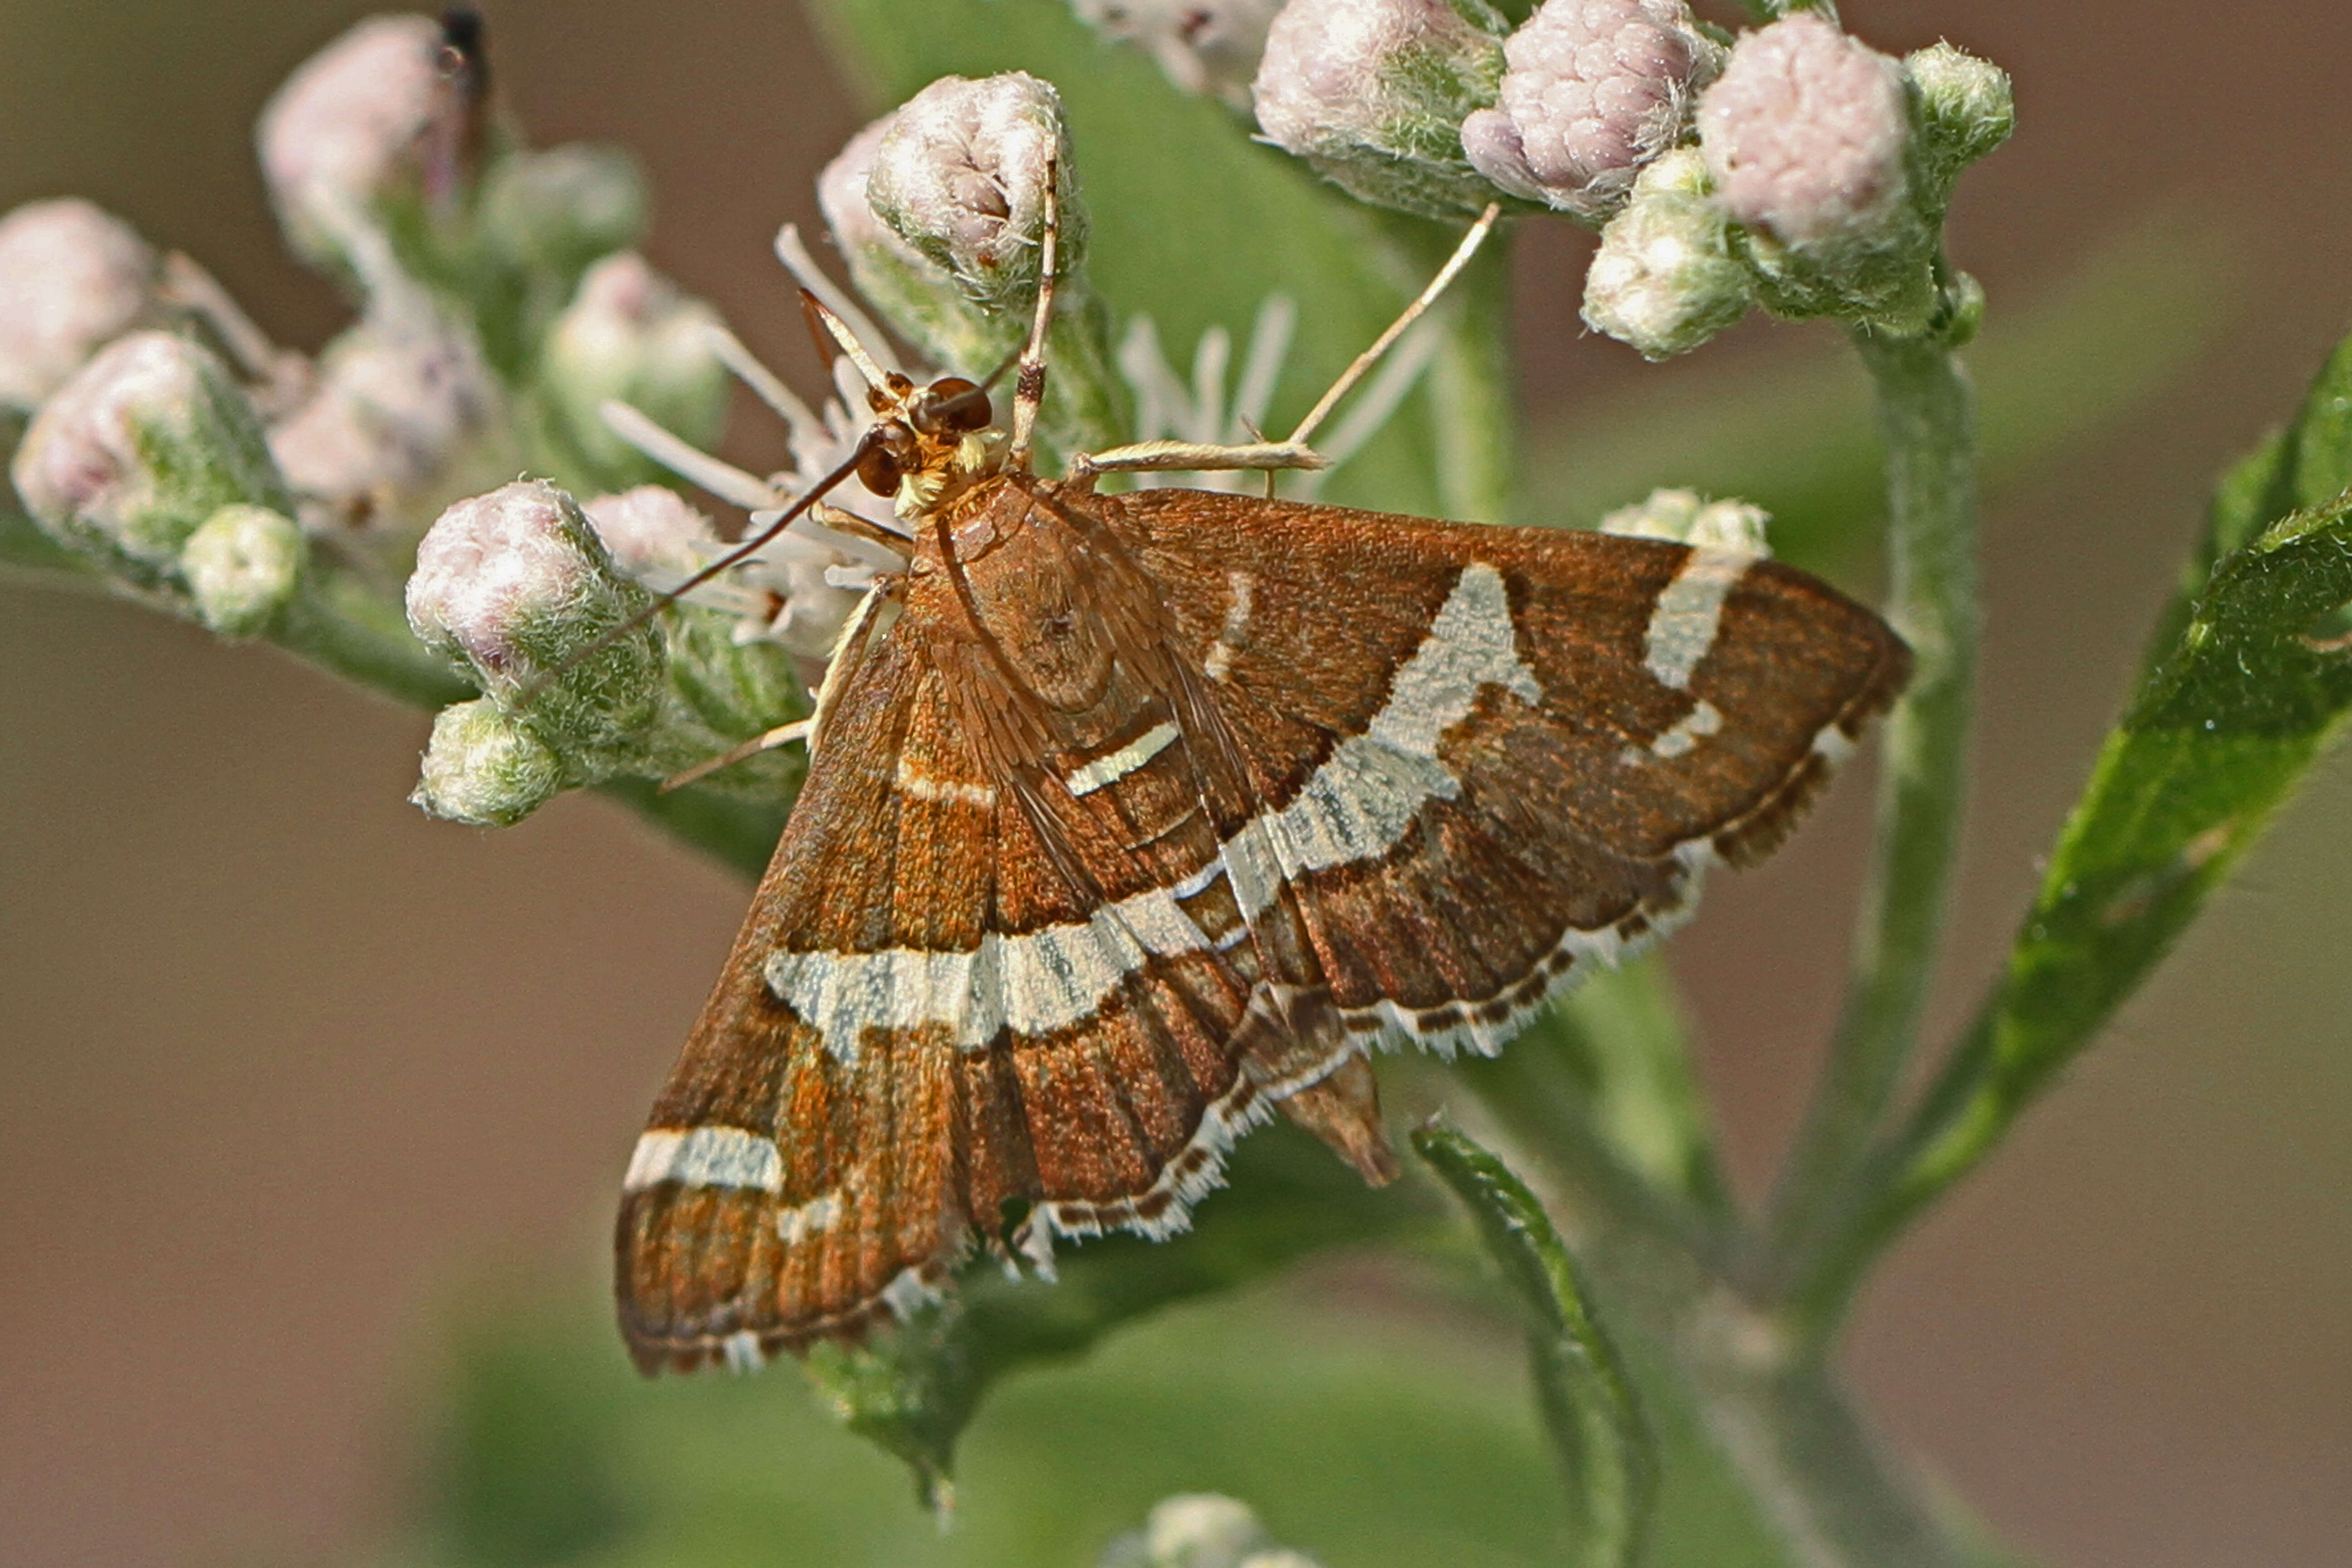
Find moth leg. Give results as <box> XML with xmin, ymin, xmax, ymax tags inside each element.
<box><xmin>658</xmin><ymin>718</ymin><xmax>813</xmax><ymax>793</ymax></box>
<box><xmin>1007</xmin><ymin>154</ymin><xmax>1062</xmax><ymax>469</ymax></box>
<box><xmin>1066</xmin><ymin>438</ymin><xmax>1329</xmax><ymax>492</ymax></box>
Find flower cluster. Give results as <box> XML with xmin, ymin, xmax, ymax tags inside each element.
<box><xmin>1076</xmin><ymin>0</ymin><xmax>2010</xmax><ymax>355</ymax></box>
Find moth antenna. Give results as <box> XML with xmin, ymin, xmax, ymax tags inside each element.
<box><xmin>773</xmin><ymin>223</ymin><xmax>895</xmax><ymax>368</ymax></box>
<box><xmin>703</xmin><ymin>321</ymin><xmax>820</xmax><ymax>436</ymax></box>
<box><xmin>800</xmin><ymin>289</ymin><xmax>894</xmax><ymax>394</ymax></box>
<box><xmin>1006</xmin><ymin>153</ymin><xmax>1061</xmax><ymax>470</ymax></box>
<box><xmin>510</xmin><ymin>434</ymin><xmax>880</xmax><ymax>707</ymax></box>
<box><xmin>600</xmin><ymin>400</ymin><xmax>779</xmax><ymax>512</ymax></box>
<box><xmin>1286</xmin><ymin>202</ymin><xmax>1500</xmax><ymax>450</ymax></box>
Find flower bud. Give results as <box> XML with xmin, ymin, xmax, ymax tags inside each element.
<box><xmin>1460</xmin><ymin>0</ymin><xmax>1724</xmax><ymax>223</ymax></box>
<box><xmin>405</xmin><ymin>480</ymin><xmax>662</xmax><ymax>764</ymax></box>
<box><xmin>1580</xmin><ymin>148</ymin><xmax>1750</xmax><ymax>358</ymax></box>
<box><xmin>181</xmin><ymin>503</ymin><xmax>307</xmax><ymax>637</ymax></box>
<box><xmin>1253</xmin><ymin>0</ymin><xmax>1508</xmax><ymax>218</ymax></box>
<box><xmin>0</xmin><ymin>198</ymin><xmax>166</xmax><ymax>411</ymax></box>
<box><xmin>11</xmin><ymin>331</ymin><xmax>286</xmax><ymax>591</ymax></box>
<box><xmin>863</xmin><ymin>73</ymin><xmax>1086</xmax><ymax>318</ymax></box>
<box><xmin>1903</xmin><ymin>42</ymin><xmax>2014</xmax><ymax>207</ymax></box>
<box><xmin>1697</xmin><ymin>14</ymin><xmax>1933</xmax><ymax>329</ymax></box>
<box><xmin>476</xmin><ymin>143</ymin><xmax>648</xmax><ymax>285</ymax></box>
<box><xmin>412</xmin><ymin>697</ymin><xmax>567</xmax><ymax>826</ymax></box>
<box><xmin>818</xmin><ymin>115</ymin><xmax>967</xmax><ymax>355</ymax></box>
<box><xmin>1599</xmin><ymin>486</ymin><xmax>1770</xmax><ymax>554</ymax></box>
<box><xmin>583</xmin><ymin>485</ymin><xmax>716</xmax><ymax>582</ymax></box>
<box><xmin>541</xmin><ymin>253</ymin><xmax>728</xmax><ymax>488</ymax></box>
<box><xmin>256</xmin><ymin>15</ymin><xmax>447</xmax><ymax>269</ymax></box>
<box><xmin>269</xmin><ymin>294</ymin><xmax>507</xmax><ymax>534</ymax></box>
<box><xmin>1068</xmin><ymin>0</ymin><xmax>1282</xmax><ymax>111</ymax></box>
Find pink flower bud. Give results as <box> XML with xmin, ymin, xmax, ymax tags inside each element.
<box><xmin>1697</xmin><ymin>14</ymin><xmax>1910</xmax><ymax>252</ymax></box>
<box><xmin>584</xmin><ymin>485</ymin><xmax>717</xmax><ymax>581</ymax></box>
<box><xmin>257</xmin><ymin>15</ymin><xmax>446</xmax><ymax>260</ymax></box>
<box><xmin>0</xmin><ymin>199</ymin><xmax>164</xmax><ymax>411</ymax></box>
<box><xmin>1460</xmin><ymin>0</ymin><xmax>1722</xmax><ymax>222</ymax></box>
<box><xmin>1068</xmin><ymin>0</ymin><xmax>1283</xmax><ymax>110</ymax></box>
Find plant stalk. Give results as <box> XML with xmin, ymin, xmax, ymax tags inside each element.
<box><xmin>1760</xmin><ymin>323</ymin><xmax>1979</xmax><ymax>1342</ymax></box>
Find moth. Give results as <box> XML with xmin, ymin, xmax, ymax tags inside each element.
<box><xmin>612</xmin><ymin>201</ymin><xmax>1908</xmax><ymax>1373</ymax></box>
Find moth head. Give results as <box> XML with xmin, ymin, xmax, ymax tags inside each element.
<box><xmin>856</xmin><ymin>373</ymin><xmax>1005</xmax><ymax>517</ymax></box>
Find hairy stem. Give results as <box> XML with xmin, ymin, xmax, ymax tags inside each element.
<box><xmin>1760</xmin><ymin>324</ymin><xmax>1978</xmax><ymax>1338</ymax></box>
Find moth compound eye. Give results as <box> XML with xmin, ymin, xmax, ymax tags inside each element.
<box><xmin>915</xmin><ymin>377</ymin><xmax>992</xmax><ymax>436</ymax></box>
<box><xmin>856</xmin><ymin>443</ymin><xmax>903</xmax><ymax>497</ymax></box>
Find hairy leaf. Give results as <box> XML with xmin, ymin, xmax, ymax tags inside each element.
<box><xmin>1416</xmin><ymin>1125</ymin><xmax>1657</xmax><ymax>1568</ymax></box>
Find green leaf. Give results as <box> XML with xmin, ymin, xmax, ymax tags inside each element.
<box><xmin>1415</xmin><ymin>1126</ymin><xmax>1657</xmax><ymax>1568</ymax></box>
<box><xmin>801</xmin><ymin>1124</ymin><xmax>1436</xmax><ymax>1507</ymax></box>
<box><xmin>1518</xmin><ymin>214</ymin><xmax>2241</xmax><ymax>581</ymax></box>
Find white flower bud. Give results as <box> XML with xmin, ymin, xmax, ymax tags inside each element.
<box><xmin>181</xmin><ymin>503</ymin><xmax>307</xmax><ymax>637</ymax></box>
<box><xmin>406</xmin><ymin>480</ymin><xmax>662</xmax><ymax>761</ymax></box>
<box><xmin>1580</xmin><ymin>147</ymin><xmax>1750</xmax><ymax>358</ymax></box>
<box><xmin>1141</xmin><ymin>1494</ymin><xmax>1270</xmax><ymax>1568</ymax></box>
<box><xmin>583</xmin><ymin>485</ymin><xmax>716</xmax><ymax>582</ymax></box>
<box><xmin>1599</xmin><ymin>486</ymin><xmax>1770</xmax><ymax>554</ymax></box>
<box><xmin>256</xmin><ymin>15</ymin><xmax>447</xmax><ymax>266</ymax></box>
<box><xmin>818</xmin><ymin>113</ymin><xmax>965</xmax><ymax>343</ymax></box>
<box><xmin>269</xmin><ymin>294</ymin><xmax>506</xmax><ymax>533</ymax></box>
<box><xmin>1904</xmin><ymin>42</ymin><xmax>2013</xmax><ymax>204</ymax></box>
<box><xmin>10</xmin><ymin>332</ymin><xmax>285</xmax><ymax>591</ymax></box>
<box><xmin>412</xmin><ymin>697</ymin><xmax>567</xmax><ymax>826</ymax></box>
<box><xmin>863</xmin><ymin>73</ymin><xmax>1084</xmax><ymax>318</ymax></box>
<box><xmin>1699</xmin><ymin>14</ymin><xmax>1909</xmax><ymax>252</ymax></box>
<box><xmin>542</xmin><ymin>253</ymin><xmax>728</xmax><ymax>486</ymax></box>
<box><xmin>1459</xmin><ymin>0</ymin><xmax>1724</xmax><ymax>223</ymax></box>
<box><xmin>0</xmin><ymin>198</ymin><xmax>165</xmax><ymax>411</ymax></box>
<box><xmin>1252</xmin><ymin>0</ymin><xmax>1506</xmax><ymax>218</ymax></box>
<box><xmin>1068</xmin><ymin>0</ymin><xmax>1283</xmax><ymax>111</ymax></box>
<box><xmin>477</xmin><ymin>144</ymin><xmax>649</xmax><ymax>284</ymax></box>
<box><xmin>1697</xmin><ymin>15</ymin><xmax>1934</xmax><ymax>329</ymax></box>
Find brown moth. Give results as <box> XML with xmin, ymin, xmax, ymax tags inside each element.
<box><xmin>612</xmin><ymin>203</ymin><xmax>1908</xmax><ymax>1373</ymax></box>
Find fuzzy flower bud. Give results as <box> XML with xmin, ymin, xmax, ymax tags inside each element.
<box><xmin>1697</xmin><ymin>14</ymin><xmax>1932</xmax><ymax>328</ymax></box>
<box><xmin>476</xmin><ymin>144</ymin><xmax>648</xmax><ymax>285</ymax></box>
<box><xmin>1460</xmin><ymin>0</ymin><xmax>1723</xmax><ymax>222</ymax></box>
<box><xmin>1068</xmin><ymin>0</ymin><xmax>1283</xmax><ymax>111</ymax></box>
<box><xmin>256</xmin><ymin>15</ymin><xmax>447</xmax><ymax>267</ymax></box>
<box><xmin>1580</xmin><ymin>147</ymin><xmax>1750</xmax><ymax>358</ymax></box>
<box><xmin>11</xmin><ymin>332</ymin><xmax>286</xmax><ymax>592</ymax></box>
<box><xmin>181</xmin><ymin>503</ymin><xmax>307</xmax><ymax>637</ymax></box>
<box><xmin>0</xmin><ymin>199</ymin><xmax>166</xmax><ymax>412</ymax></box>
<box><xmin>542</xmin><ymin>253</ymin><xmax>728</xmax><ymax>488</ymax></box>
<box><xmin>1599</xmin><ymin>487</ymin><xmax>1770</xmax><ymax>554</ymax></box>
<box><xmin>583</xmin><ymin>485</ymin><xmax>716</xmax><ymax>582</ymax></box>
<box><xmin>406</xmin><ymin>480</ymin><xmax>662</xmax><ymax>769</ymax></box>
<box><xmin>1253</xmin><ymin>0</ymin><xmax>1506</xmax><ymax>218</ymax></box>
<box><xmin>269</xmin><ymin>294</ymin><xmax>506</xmax><ymax>534</ymax></box>
<box><xmin>412</xmin><ymin>697</ymin><xmax>567</xmax><ymax>827</ymax></box>
<box><xmin>863</xmin><ymin>73</ymin><xmax>1086</xmax><ymax>318</ymax></box>
<box><xmin>1903</xmin><ymin>42</ymin><xmax>2014</xmax><ymax>207</ymax></box>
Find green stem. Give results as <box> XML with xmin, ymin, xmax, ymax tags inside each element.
<box><xmin>279</xmin><ymin>568</ymin><xmax>475</xmax><ymax>709</ymax></box>
<box><xmin>1682</xmin><ymin>1296</ymin><xmax>1968</xmax><ymax>1568</ymax></box>
<box><xmin>1761</xmin><ymin>325</ymin><xmax>1979</xmax><ymax>1340</ymax></box>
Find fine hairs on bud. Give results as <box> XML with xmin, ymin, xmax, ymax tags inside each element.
<box><xmin>11</xmin><ymin>331</ymin><xmax>286</xmax><ymax>591</ymax></box>
<box><xmin>1580</xmin><ymin>146</ymin><xmax>1751</xmax><ymax>358</ymax></box>
<box><xmin>1698</xmin><ymin>13</ymin><xmax>1911</xmax><ymax>254</ymax></box>
<box><xmin>1460</xmin><ymin>0</ymin><xmax>1724</xmax><ymax>223</ymax></box>
<box><xmin>0</xmin><ymin>198</ymin><xmax>165</xmax><ymax>411</ymax></box>
<box><xmin>1067</xmin><ymin>0</ymin><xmax>1284</xmax><ymax>111</ymax></box>
<box><xmin>1252</xmin><ymin>0</ymin><xmax>1507</xmax><ymax>219</ymax></box>
<box><xmin>863</xmin><ymin>73</ymin><xmax>1082</xmax><ymax>316</ymax></box>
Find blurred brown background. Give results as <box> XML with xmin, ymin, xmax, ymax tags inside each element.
<box><xmin>2</xmin><ymin>1</ymin><xmax>2347</xmax><ymax>1563</ymax></box>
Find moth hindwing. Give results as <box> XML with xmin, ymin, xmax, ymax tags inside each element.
<box><xmin>615</xmin><ymin>470</ymin><xmax>1907</xmax><ymax>1371</ymax></box>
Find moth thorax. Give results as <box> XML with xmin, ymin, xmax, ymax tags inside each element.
<box><xmin>951</xmin><ymin>485</ymin><xmax>1117</xmax><ymax>713</ymax></box>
